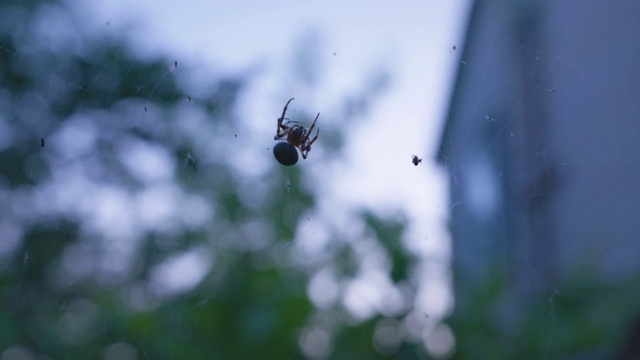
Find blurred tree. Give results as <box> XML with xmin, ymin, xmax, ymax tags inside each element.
<box><xmin>0</xmin><ymin>1</ymin><xmax>429</xmax><ymax>359</ymax></box>
<box><xmin>0</xmin><ymin>0</ymin><xmax>311</xmax><ymax>357</ymax></box>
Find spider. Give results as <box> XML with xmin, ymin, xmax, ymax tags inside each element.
<box><xmin>412</xmin><ymin>155</ymin><xmax>422</xmax><ymax>166</ymax></box>
<box><xmin>273</xmin><ymin>98</ymin><xmax>320</xmax><ymax>166</ymax></box>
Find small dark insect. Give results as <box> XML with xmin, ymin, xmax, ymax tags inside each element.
<box><xmin>273</xmin><ymin>98</ymin><xmax>320</xmax><ymax>166</ymax></box>
<box><xmin>187</xmin><ymin>96</ymin><xmax>192</xmax><ymax>102</ymax></box>
<box><xmin>174</xmin><ymin>60</ymin><xmax>178</xmax><ymax>67</ymax></box>
<box><xmin>40</xmin><ymin>137</ymin><xmax>45</xmax><ymax>148</ymax></box>
<box><xmin>412</xmin><ymin>155</ymin><xmax>422</xmax><ymax>166</ymax></box>
<box><xmin>234</xmin><ymin>134</ymin><xmax>238</xmax><ymax>138</ymax></box>
<box><xmin>144</xmin><ymin>106</ymin><xmax>148</xmax><ymax>112</ymax></box>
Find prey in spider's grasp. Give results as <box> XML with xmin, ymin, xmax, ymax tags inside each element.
<box><xmin>273</xmin><ymin>98</ymin><xmax>320</xmax><ymax>166</ymax></box>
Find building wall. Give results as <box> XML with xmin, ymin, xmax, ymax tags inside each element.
<box><xmin>437</xmin><ymin>0</ymin><xmax>640</xmax><ymax>344</ymax></box>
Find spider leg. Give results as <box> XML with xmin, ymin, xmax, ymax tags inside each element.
<box><xmin>275</xmin><ymin>98</ymin><xmax>295</xmax><ymax>139</ymax></box>
<box><xmin>300</xmin><ymin>133</ymin><xmax>318</xmax><ymax>159</ymax></box>
<box><xmin>304</xmin><ymin>113</ymin><xmax>320</xmax><ymax>146</ymax></box>
<box><xmin>278</xmin><ymin>98</ymin><xmax>295</xmax><ymax>127</ymax></box>
<box><xmin>300</xmin><ymin>113</ymin><xmax>320</xmax><ymax>159</ymax></box>
<box><xmin>305</xmin><ymin>127</ymin><xmax>320</xmax><ymax>149</ymax></box>
<box><xmin>274</xmin><ymin>132</ymin><xmax>288</xmax><ymax>140</ymax></box>
<box><xmin>283</xmin><ymin>119</ymin><xmax>300</xmax><ymax>125</ymax></box>
<box><xmin>306</xmin><ymin>112</ymin><xmax>320</xmax><ymax>139</ymax></box>
<box><xmin>275</xmin><ymin>123</ymin><xmax>291</xmax><ymax>140</ymax></box>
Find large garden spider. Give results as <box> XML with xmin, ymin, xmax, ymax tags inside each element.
<box><xmin>273</xmin><ymin>98</ymin><xmax>320</xmax><ymax>166</ymax></box>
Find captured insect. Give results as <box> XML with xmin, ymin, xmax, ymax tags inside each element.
<box><xmin>412</xmin><ymin>155</ymin><xmax>422</xmax><ymax>166</ymax></box>
<box><xmin>273</xmin><ymin>98</ymin><xmax>320</xmax><ymax>166</ymax></box>
<box><xmin>40</xmin><ymin>137</ymin><xmax>45</xmax><ymax>148</ymax></box>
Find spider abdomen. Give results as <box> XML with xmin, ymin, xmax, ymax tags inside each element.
<box><xmin>273</xmin><ymin>141</ymin><xmax>299</xmax><ymax>166</ymax></box>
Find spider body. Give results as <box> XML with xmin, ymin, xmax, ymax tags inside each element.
<box><xmin>412</xmin><ymin>155</ymin><xmax>422</xmax><ymax>166</ymax></box>
<box><xmin>273</xmin><ymin>98</ymin><xmax>320</xmax><ymax>166</ymax></box>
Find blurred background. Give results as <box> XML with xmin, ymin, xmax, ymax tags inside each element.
<box><xmin>1</xmin><ymin>0</ymin><xmax>640</xmax><ymax>359</ymax></box>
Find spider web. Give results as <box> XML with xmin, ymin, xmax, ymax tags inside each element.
<box><xmin>1</xmin><ymin>0</ymin><xmax>486</xmax><ymax>359</ymax></box>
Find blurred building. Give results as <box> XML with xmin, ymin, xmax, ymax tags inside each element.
<box><xmin>437</xmin><ymin>0</ymin><xmax>640</xmax><ymax>356</ymax></box>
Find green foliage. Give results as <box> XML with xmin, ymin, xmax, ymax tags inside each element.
<box><xmin>363</xmin><ymin>211</ymin><xmax>413</xmax><ymax>283</ymax></box>
<box><xmin>448</xmin><ymin>268</ymin><xmax>640</xmax><ymax>359</ymax></box>
<box><xmin>0</xmin><ymin>1</ymin><xmax>423</xmax><ymax>358</ymax></box>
